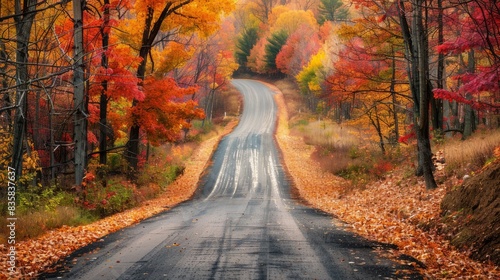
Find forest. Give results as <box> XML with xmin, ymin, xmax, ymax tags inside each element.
<box><xmin>0</xmin><ymin>0</ymin><xmax>499</xmax><ymax>277</ymax></box>
<box><xmin>234</xmin><ymin>0</ymin><xmax>498</xmax><ymax>189</ymax></box>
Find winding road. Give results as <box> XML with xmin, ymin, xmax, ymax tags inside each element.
<box><xmin>44</xmin><ymin>79</ymin><xmax>419</xmax><ymax>279</ymax></box>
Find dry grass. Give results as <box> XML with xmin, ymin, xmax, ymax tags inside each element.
<box><xmin>440</xmin><ymin>129</ymin><xmax>500</xmax><ymax>177</ymax></box>
<box><xmin>0</xmin><ymin>206</ymin><xmax>92</xmax><ymax>244</ymax></box>
<box><xmin>300</xmin><ymin>120</ymin><xmax>359</xmax><ymax>150</ymax></box>
<box><xmin>272</xmin><ymin>78</ymin><xmax>310</xmax><ymax>120</ymax></box>
<box><xmin>292</xmin><ymin>119</ymin><xmax>366</xmax><ymax>175</ymax></box>
<box><xmin>15</xmin><ymin>207</ymin><xmax>83</xmax><ymax>239</ymax></box>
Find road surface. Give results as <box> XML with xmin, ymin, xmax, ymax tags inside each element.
<box><xmin>43</xmin><ymin>79</ymin><xmax>420</xmax><ymax>279</ymax></box>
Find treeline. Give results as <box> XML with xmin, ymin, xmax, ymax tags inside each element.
<box><xmin>0</xmin><ymin>0</ymin><xmax>236</xmax><ymax>189</ymax></box>
<box><xmin>234</xmin><ymin>0</ymin><xmax>499</xmax><ymax>189</ymax></box>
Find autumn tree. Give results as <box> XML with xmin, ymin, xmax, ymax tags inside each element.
<box><xmin>326</xmin><ymin>37</ymin><xmax>408</xmax><ymax>152</ymax></box>
<box><xmin>202</xmin><ymin>21</ymin><xmax>239</xmax><ymax>123</ymax></box>
<box><xmin>86</xmin><ymin>0</ymin><xmax>142</xmax><ymax>167</ymax></box>
<box><xmin>130</xmin><ymin>77</ymin><xmax>204</xmax><ymax>145</ymax></box>
<box><xmin>433</xmin><ymin>0</ymin><xmax>500</xmax><ymax>137</ymax></box>
<box><xmin>296</xmin><ymin>49</ymin><xmax>327</xmax><ymax>110</ymax></box>
<box><xmin>276</xmin><ymin>23</ymin><xmax>324</xmax><ymax>77</ymax></box>
<box><xmin>121</xmin><ymin>0</ymin><xmax>234</xmax><ymax>174</ymax></box>
<box><xmin>248</xmin><ymin>6</ymin><xmax>318</xmax><ymax>75</ymax></box>
<box><xmin>232</xmin><ymin>0</ymin><xmax>262</xmax><ymax>72</ymax></box>
<box><xmin>270</xmin><ymin>8</ymin><xmax>317</xmax><ymax>34</ymax></box>
<box><xmin>53</xmin><ymin>0</ymin><xmax>143</xmax><ymax>184</ymax></box>
<box><xmin>324</xmin><ymin>4</ymin><xmax>410</xmax><ymax>153</ymax></box>
<box><xmin>248</xmin><ymin>0</ymin><xmax>280</xmax><ymax>24</ymax></box>
<box><xmin>172</xmin><ymin>20</ymin><xmax>238</xmax><ymax>125</ymax></box>
<box><xmin>2</xmin><ymin>0</ymin><xmax>69</xmax><ymax>183</ymax></box>
<box><xmin>202</xmin><ymin>49</ymin><xmax>239</xmax><ymax>123</ymax></box>
<box><xmin>1</xmin><ymin>1</ymin><xmax>99</xmax><ymax>186</ymax></box>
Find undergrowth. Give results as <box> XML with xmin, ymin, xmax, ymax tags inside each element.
<box><xmin>0</xmin><ymin>119</ymin><xmax>233</xmax><ymax>244</ymax></box>
<box><xmin>0</xmin><ymin>184</ymin><xmax>99</xmax><ymax>242</ymax></box>
<box><xmin>279</xmin><ymin>76</ymin><xmax>499</xmax><ymax>187</ymax></box>
<box><xmin>290</xmin><ymin>118</ymin><xmax>405</xmax><ymax>187</ymax></box>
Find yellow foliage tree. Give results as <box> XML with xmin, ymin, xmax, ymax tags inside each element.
<box><xmin>270</xmin><ymin>9</ymin><xmax>318</xmax><ymax>35</ymax></box>
<box><xmin>296</xmin><ymin>49</ymin><xmax>327</xmax><ymax>95</ymax></box>
<box><xmin>327</xmin><ymin>20</ymin><xmax>410</xmax><ymax>153</ymax></box>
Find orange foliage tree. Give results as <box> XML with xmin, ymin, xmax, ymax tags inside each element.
<box><xmin>54</xmin><ymin>0</ymin><xmax>143</xmax><ymax>174</ymax></box>
<box><xmin>326</xmin><ymin>14</ymin><xmax>410</xmax><ymax>153</ymax></box>
<box><xmin>130</xmin><ymin>77</ymin><xmax>204</xmax><ymax>146</ymax></box>
<box><xmin>120</xmin><ymin>0</ymin><xmax>235</xmax><ymax>173</ymax></box>
<box><xmin>172</xmin><ymin>19</ymin><xmax>238</xmax><ymax>124</ymax></box>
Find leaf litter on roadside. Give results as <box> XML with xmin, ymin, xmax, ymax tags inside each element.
<box><xmin>272</xmin><ymin>91</ymin><xmax>499</xmax><ymax>279</ymax></box>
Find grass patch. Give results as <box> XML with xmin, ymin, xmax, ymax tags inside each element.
<box><xmin>286</xmin><ymin>110</ymin><xmax>410</xmax><ymax>188</ymax></box>
<box><xmin>13</xmin><ymin>206</ymin><xmax>97</xmax><ymax>240</ymax></box>
<box><xmin>441</xmin><ymin>128</ymin><xmax>500</xmax><ymax>177</ymax></box>
<box><xmin>300</xmin><ymin>120</ymin><xmax>360</xmax><ymax>150</ymax></box>
<box><xmin>0</xmin><ymin>187</ymin><xmax>99</xmax><ymax>243</ymax></box>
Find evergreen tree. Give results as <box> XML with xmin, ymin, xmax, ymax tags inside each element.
<box><xmin>235</xmin><ymin>27</ymin><xmax>259</xmax><ymax>69</ymax></box>
<box><xmin>317</xmin><ymin>0</ymin><xmax>349</xmax><ymax>24</ymax></box>
<box><xmin>264</xmin><ymin>30</ymin><xmax>288</xmax><ymax>72</ymax></box>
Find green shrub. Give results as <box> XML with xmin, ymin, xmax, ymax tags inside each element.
<box><xmin>17</xmin><ymin>184</ymin><xmax>73</xmax><ymax>214</ymax></box>
<box><xmin>338</xmin><ymin>163</ymin><xmax>368</xmax><ymax>180</ymax></box>
<box><xmin>349</xmin><ymin>146</ymin><xmax>361</xmax><ymax>159</ymax></box>
<box><xmin>137</xmin><ymin>164</ymin><xmax>184</xmax><ymax>189</ymax></box>
<box><xmin>107</xmin><ymin>153</ymin><xmax>128</xmax><ymax>174</ymax></box>
<box><xmin>291</xmin><ymin>119</ymin><xmax>309</xmax><ymax>128</ymax></box>
<box><xmin>81</xmin><ymin>179</ymin><xmax>136</xmax><ymax>217</ymax></box>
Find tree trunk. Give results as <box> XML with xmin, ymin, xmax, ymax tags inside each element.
<box><xmin>398</xmin><ymin>0</ymin><xmax>437</xmax><ymax>189</ymax></box>
<box><xmin>390</xmin><ymin>51</ymin><xmax>399</xmax><ymax>144</ymax></box>
<box><xmin>126</xmin><ymin>117</ymin><xmax>141</xmax><ymax>173</ymax></box>
<box><xmin>203</xmin><ymin>89</ymin><xmax>216</xmax><ymax>125</ymax></box>
<box><xmin>73</xmin><ymin>0</ymin><xmax>88</xmax><ymax>186</ymax></box>
<box><xmin>11</xmin><ymin>0</ymin><xmax>37</xmax><ymax>183</ymax></box>
<box><xmin>49</xmin><ymin>104</ymin><xmax>56</xmax><ymax>181</ymax></box>
<box><xmin>415</xmin><ymin>0</ymin><xmax>437</xmax><ymax>189</ymax></box>
<box><xmin>373</xmin><ymin>106</ymin><xmax>386</xmax><ymax>154</ymax></box>
<box><xmin>463</xmin><ymin>93</ymin><xmax>473</xmax><ymax>139</ymax></box>
<box><xmin>451</xmin><ymin>101</ymin><xmax>460</xmax><ymax>131</ymax></box>
<box><xmin>462</xmin><ymin>50</ymin><xmax>476</xmax><ymax>139</ymax></box>
<box><xmin>99</xmin><ymin>0</ymin><xmax>110</xmax><ymax>166</ymax></box>
<box><xmin>125</xmin><ymin>51</ymin><xmax>147</xmax><ymax>174</ymax></box>
<box><xmin>0</xmin><ymin>41</ymin><xmax>12</xmax><ymax>129</ymax></box>
<box><xmin>432</xmin><ymin>0</ymin><xmax>444</xmax><ymax>132</ymax></box>
<box><xmin>125</xmin><ymin>6</ymin><xmax>152</xmax><ymax>175</ymax></box>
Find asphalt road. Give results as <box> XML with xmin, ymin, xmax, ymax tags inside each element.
<box><xmin>43</xmin><ymin>79</ymin><xmax>420</xmax><ymax>279</ymax></box>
